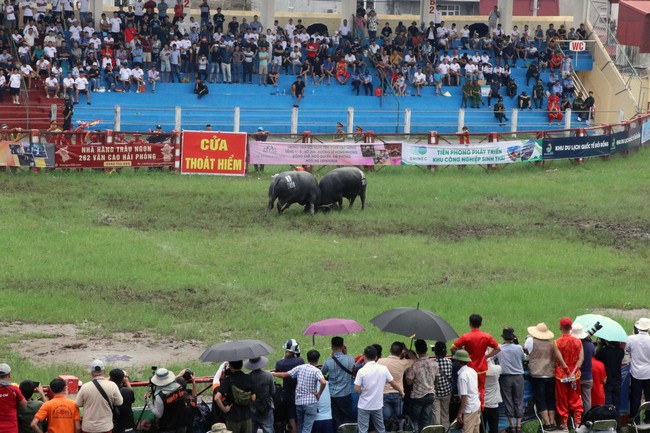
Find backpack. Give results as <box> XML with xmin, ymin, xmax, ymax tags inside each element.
<box><xmin>231</xmin><ymin>385</ymin><xmax>252</xmax><ymax>406</ymax></box>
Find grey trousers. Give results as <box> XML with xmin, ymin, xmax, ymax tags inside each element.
<box><xmin>499</xmin><ymin>374</ymin><xmax>525</xmax><ymax>418</ymax></box>
<box><xmin>581</xmin><ymin>379</ymin><xmax>593</xmax><ymax>413</ymax></box>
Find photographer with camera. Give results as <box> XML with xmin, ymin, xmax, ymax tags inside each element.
<box><xmin>145</xmin><ymin>368</ymin><xmax>187</xmax><ymax>433</ymax></box>
<box><xmin>109</xmin><ymin>369</ymin><xmax>135</xmax><ymax>433</ymax></box>
<box><xmin>175</xmin><ymin>369</ymin><xmax>200</xmax><ymax>433</ymax></box>
<box><xmin>18</xmin><ymin>380</ymin><xmax>48</xmax><ymax>433</ymax></box>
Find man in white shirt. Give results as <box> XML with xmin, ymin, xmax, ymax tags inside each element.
<box><xmin>45</xmin><ymin>75</ymin><xmax>59</xmax><ymax>98</ymax></box>
<box><xmin>21</xmin><ymin>0</ymin><xmax>34</xmax><ymax>25</ymax></box>
<box><xmin>627</xmin><ymin>317</ymin><xmax>650</xmax><ymax>422</ymax></box>
<box><xmin>109</xmin><ymin>12</ymin><xmax>122</xmax><ymax>39</ymax></box>
<box><xmin>339</xmin><ymin>19</ymin><xmax>351</xmax><ymax>40</ymax></box>
<box><xmin>354</xmin><ymin>346</ymin><xmax>404</xmax><ymax>433</ymax></box>
<box><xmin>412</xmin><ymin>68</ymin><xmax>426</xmax><ymax>96</ymax></box>
<box><xmin>147</xmin><ymin>65</ymin><xmax>159</xmax><ymax>93</ymax></box>
<box><xmin>63</xmin><ymin>72</ymin><xmax>76</xmax><ymax>102</ymax></box>
<box><xmin>454</xmin><ymin>350</ymin><xmax>481</xmax><ymax>433</ymax></box>
<box><xmin>118</xmin><ymin>65</ymin><xmax>132</xmax><ymax>92</ymax></box>
<box><xmin>131</xmin><ymin>65</ymin><xmax>144</xmax><ymax>91</ymax></box>
<box><xmin>77</xmin><ymin>0</ymin><xmax>89</xmax><ymax>24</ymax></box>
<box><xmin>75</xmin><ymin>72</ymin><xmax>90</xmax><ymax>104</ymax></box>
<box><xmin>284</xmin><ymin>18</ymin><xmax>295</xmax><ymax>38</ymax></box>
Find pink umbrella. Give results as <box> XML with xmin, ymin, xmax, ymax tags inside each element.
<box><xmin>303</xmin><ymin>318</ymin><xmax>365</xmax><ymax>345</ymax></box>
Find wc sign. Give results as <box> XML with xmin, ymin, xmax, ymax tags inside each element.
<box><xmin>570</xmin><ymin>41</ymin><xmax>586</xmax><ymax>51</ymax></box>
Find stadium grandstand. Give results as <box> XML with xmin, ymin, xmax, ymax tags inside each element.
<box><xmin>0</xmin><ymin>0</ymin><xmax>647</xmax><ymax>134</ymax></box>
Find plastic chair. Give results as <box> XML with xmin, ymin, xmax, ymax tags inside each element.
<box><xmin>633</xmin><ymin>401</ymin><xmax>650</xmax><ymax>433</ymax></box>
<box><xmin>337</xmin><ymin>423</ymin><xmax>358</xmax><ymax>433</ymax></box>
<box><xmin>421</xmin><ymin>425</ymin><xmax>446</xmax><ymax>433</ymax></box>
<box><xmin>586</xmin><ymin>419</ymin><xmax>617</xmax><ymax>433</ymax></box>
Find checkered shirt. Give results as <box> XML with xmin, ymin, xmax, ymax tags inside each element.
<box><xmin>288</xmin><ymin>363</ymin><xmax>324</xmax><ymax>405</ymax></box>
<box><xmin>435</xmin><ymin>357</ymin><xmax>453</xmax><ymax>397</ymax></box>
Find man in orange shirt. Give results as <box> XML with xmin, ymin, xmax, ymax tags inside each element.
<box><xmin>451</xmin><ymin>314</ymin><xmax>501</xmax><ymax>409</ymax></box>
<box><xmin>31</xmin><ymin>379</ymin><xmax>80</xmax><ymax>433</ymax></box>
<box><xmin>555</xmin><ymin>318</ymin><xmax>584</xmax><ymax>431</ymax></box>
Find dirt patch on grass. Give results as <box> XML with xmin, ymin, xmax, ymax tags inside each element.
<box><xmin>593</xmin><ymin>308</ymin><xmax>650</xmax><ymax>322</ymax></box>
<box><xmin>2</xmin><ymin>322</ymin><xmax>205</xmax><ymax>368</ymax></box>
<box><xmin>563</xmin><ymin>220</ymin><xmax>650</xmax><ymax>249</ymax></box>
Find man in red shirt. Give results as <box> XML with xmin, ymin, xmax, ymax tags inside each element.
<box><xmin>305</xmin><ymin>38</ymin><xmax>318</xmax><ymax>61</ymax></box>
<box><xmin>451</xmin><ymin>314</ymin><xmax>500</xmax><ymax>409</ymax></box>
<box><xmin>0</xmin><ymin>363</ymin><xmax>27</xmax><ymax>433</ymax></box>
<box><xmin>555</xmin><ymin>318</ymin><xmax>584</xmax><ymax>430</ymax></box>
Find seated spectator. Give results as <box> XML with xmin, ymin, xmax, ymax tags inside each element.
<box><xmin>148</xmin><ymin>65</ymin><xmax>160</xmax><ymax>93</ymax></box>
<box><xmin>131</xmin><ymin>65</ymin><xmax>145</xmax><ymax>91</ymax></box>
<box><xmin>412</xmin><ymin>67</ymin><xmax>425</xmax><ymax>96</ymax></box>
<box><xmin>532</xmin><ymin>80</ymin><xmax>545</xmax><ymax>109</ymax></box>
<box><xmin>506</xmin><ymin>78</ymin><xmax>517</xmax><ymax>98</ymax></box>
<box><xmin>547</xmin><ymin>93</ymin><xmax>563</xmax><ymax>124</ymax></box>
<box><xmin>487</xmin><ymin>78</ymin><xmax>502</xmax><ymax>108</ymax></box>
<box><xmin>560</xmin><ymin>96</ymin><xmax>572</xmax><ymax>112</ymax></box>
<box><xmin>311</xmin><ymin>58</ymin><xmax>324</xmax><ymax>86</ymax></box>
<box><xmin>75</xmin><ymin>72</ymin><xmax>91</xmax><ymax>105</ymax></box>
<box><xmin>518</xmin><ymin>91</ymin><xmax>532</xmax><ymax>110</ymax></box>
<box><xmin>117</xmin><ymin>64</ymin><xmax>132</xmax><ymax>92</ymax></box>
<box><xmin>549</xmin><ymin>51</ymin><xmax>562</xmax><ymax>70</ymax></box>
<box><xmin>194</xmin><ymin>78</ymin><xmax>208</xmax><ymax>99</ymax></box>
<box><xmin>360</xmin><ymin>70</ymin><xmax>373</xmax><ymax>96</ymax></box>
<box><xmin>393</xmin><ymin>72</ymin><xmax>406</xmax><ymax>96</ymax></box>
<box><xmin>104</xmin><ymin>65</ymin><xmax>117</xmax><ymax>92</ymax></box>
<box><xmin>291</xmin><ymin>75</ymin><xmax>305</xmax><ymax>107</ymax></box>
<box><xmin>335</xmin><ymin>58</ymin><xmax>350</xmax><ymax>84</ymax></box>
<box><xmin>494</xmin><ymin>98</ymin><xmax>508</xmax><ymax>125</ymax></box>
<box><xmin>289</xmin><ymin>46</ymin><xmax>302</xmax><ymax>74</ymax></box>
<box><xmin>45</xmin><ymin>74</ymin><xmax>60</xmax><ymax>99</ymax></box>
<box><xmin>562</xmin><ymin>77</ymin><xmax>575</xmax><ymax>99</ymax></box>
<box><xmin>351</xmin><ymin>71</ymin><xmax>362</xmax><ymax>96</ymax></box>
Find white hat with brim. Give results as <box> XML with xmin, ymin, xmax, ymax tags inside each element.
<box><xmin>244</xmin><ymin>356</ymin><xmax>269</xmax><ymax>371</ymax></box>
<box><xmin>527</xmin><ymin>322</ymin><xmax>554</xmax><ymax>340</ymax></box>
<box><xmin>635</xmin><ymin>317</ymin><xmax>650</xmax><ymax>331</ymax></box>
<box><xmin>210</xmin><ymin>423</ymin><xmax>232</xmax><ymax>433</ymax></box>
<box><xmin>151</xmin><ymin>368</ymin><xmax>176</xmax><ymax>387</ymax></box>
<box><xmin>571</xmin><ymin>323</ymin><xmax>588</xmax><ymax>340</ymax></box>
<box><xmin>0</xmin><ymin>363</ymin><xmax>10</xmax><ymax>375</ymax></box>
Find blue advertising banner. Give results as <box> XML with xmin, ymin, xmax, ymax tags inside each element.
<box><xmin>542</xmin><ymin>135</ymin><xmax>611</xmax><ymax>160</ymax></box>
<box><xmin>610</xmin><ymin>126</ymin><xmax>641</xmax><ymax>154</ymax></box>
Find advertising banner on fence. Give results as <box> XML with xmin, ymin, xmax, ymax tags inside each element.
<box><xmin>181</xmin><ymin>131</ymin><xmax>247</xmax><ymax>175</ymax></box>
<box><xmin>402</xmin><ymin>140</ymin><xmax>542</xmax><ymax>165</ymax></box>
<box><xmin>642</xmin><ymin>118</ymin><xmax>650</xmax><ymax>145</ymax></box>
<box><xmin>542</xmin><ymin>134</ymin><xmax>611</xmax><ymax>160</ymax></box>
<box><xmin>54</xmin><ymin>138</ymin><xmax>175</xmax><ymax>169</ymax></box>
<box><xmin>0</xmin><ymin>141</ymin><xmax>55</xmax><ymax>167</ymax></box>
<box><xmin>610</xmin><ymin>126</ymin><xmax>641</xmax><ymax>154</ymax></box>
<box><xmin>249</xmin><ymin>141</ymin><xmax>402</xmax><ymax>166</ymax></box>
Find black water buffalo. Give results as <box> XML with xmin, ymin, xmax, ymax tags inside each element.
<box><xmin>268</xmin><ymin>171</ymin><xmax>321</xmax><ymax>215</ymax></box>
<box><xmin>319</xmin><ymin>167</ymin><xmax>367</xmax><ymax>210</ymax></box>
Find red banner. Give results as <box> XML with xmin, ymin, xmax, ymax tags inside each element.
<box><xmin>53</xmin><ymin>134</ymin><xmax>175</xmax><ymax>169</ymax></box>
<box><xmin>180</xmin><ymin>131</ymin><xmax>247</xmax><ymax>176</ymax></box>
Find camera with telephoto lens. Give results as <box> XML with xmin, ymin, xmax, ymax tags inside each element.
<box><xmin>587</xmin><ymin>321</ymin><xmax>603</xmax><ymax>337</ymax></box>
<box><xmin>182</xmin><ymin>369</ymin><xmax>193</xmax><ymax>381</ymax></box>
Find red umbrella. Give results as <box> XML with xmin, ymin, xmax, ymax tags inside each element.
<box><xmin>303</xmin><ymin>318</ymin><xmax>365</xmax><ymax>345</ymax></box>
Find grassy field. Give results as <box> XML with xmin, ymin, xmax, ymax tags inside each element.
<box><xmin>1</xmin><ymin>152</ymin><xmax>649</xmax><ymax>382</ymax></box>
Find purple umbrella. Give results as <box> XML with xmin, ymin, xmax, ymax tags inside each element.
<box><xmin>303</xmin><ymin>318</ymin><xmax>365</xmax><ymax>345</ymax></box>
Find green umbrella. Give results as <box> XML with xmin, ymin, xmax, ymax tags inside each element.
<box><xmin>575</xmin><ymin>314</ymin><xmax>628</xmax><ymax>342</ymax></box>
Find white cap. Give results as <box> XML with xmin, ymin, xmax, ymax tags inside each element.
<box><xmin>0</xmin><ymin>363</ymin><xmax>11</xmax><ymax>375</ymax></box>
<box><xmin>89</xmin><ymin>359</ymin><xmax>105</xmax><ymax>372</ymax></box>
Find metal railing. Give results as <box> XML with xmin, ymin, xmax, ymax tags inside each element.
<box><xmin>586</xmin><ymin>0</ymin><xmax>645</xmax><ymax>112</ymax></box>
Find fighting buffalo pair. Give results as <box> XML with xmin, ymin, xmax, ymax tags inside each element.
<box><xmin>267</xmin><ymin>167</ymin><xmax>367</xmax><ymax>215</ymax></box>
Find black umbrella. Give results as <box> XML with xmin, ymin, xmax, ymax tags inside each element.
<box><xmin>370</xmin><ymin>305</ymin><xmax>458</xmax><ymax>342</ymax></box>
<box><xmin>307</xmin><ymin>23</ymin><xmax>329</xmax><ymax>36</ymax></box>
<box><xmin>468</xmin><ymin>23</ymin><xmax>490</xmax><ymax>38</ymax></box>
<box><xmin>199</xmin><ymin>339</ymin><xmax>275</xmax><ymax>362</ymax></box>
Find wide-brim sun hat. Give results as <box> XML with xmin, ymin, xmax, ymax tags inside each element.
<box><xmin>151</xmin><ymin>368</ymin><xmax>176</xmax><ymax>386</ymax></box>
<box><xmin>244</xmin><ymin>356</ymin><xmax>269</xmax><ymax>371</ymax></box>
<box><xmin>635</xmin><ymin>317</ymin><xmax>650</xmax><ymax>331</ymax></box>
<box><xmin>571</xmin><ymin>323</ymin><xmax>588</xmax><ymax>340</ymax></box>
<box><xmin>452</xmin><ymin>349</ymin><xmax>472</xmax><ymax>363</ymax></box>
<box><xmin>527</xmin><ymin>322</ymin><xmax>554</xmax><ymax>340</ymax></box>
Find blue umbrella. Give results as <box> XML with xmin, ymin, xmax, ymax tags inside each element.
<box><xmin>575</xmin><ymin>314</ymin><xmax>628</xmax><ymax>342</ymax></box>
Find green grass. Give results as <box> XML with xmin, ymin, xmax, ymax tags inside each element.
<box><xmin>1</xmin><ymin>151</ymin><xmax>649</xmax><ymax>381</ymax></box>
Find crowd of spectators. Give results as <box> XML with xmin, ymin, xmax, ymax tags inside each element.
<box><xmin>0</xmin><ymin>1</ymin><xmax>595</xmax><ymax>123</ymax></box>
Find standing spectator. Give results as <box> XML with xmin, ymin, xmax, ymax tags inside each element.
<box><xmin>313</xmin><ymin>383</ymin><xmax>333</xmax><ymax>433</ymax></box>
<box><xmin>572</xmin><ymin>324</ymin><xmax>595</xmax><ymax>413</ymax></box>
<box><xmin>578</xmin><ymin>91</ymin><xmax>595</xmax><ymax>125</ymax></box>
<box><xmin>488</xmin><ymin>6</ymin><xmax>500</xmax><ymax>34</ymax></box>
<box><xmin>0</xmin><ymin>364</ymin><xmax>28</xmax><ymax>433</ymax></box>
<box><xmin>432</xmin><ymin>342</ymin><xmax>452</xmax><ymax>428</ymax></box>
<box><xmin>252</xmin><ymin>127</ymin><xmax>268</xmax><ymax>173</ymax></box>
<box><xmin>525</xmin><ymin>323</ymin><xmax>558</xmax><ymax>430</ymax></box>
<box><xmin>451</xmin><ymin>314</ymin><xmax>501</xmax><ymax>410</ymax></box>
<box><xmin>221</xmin><ymin>45</ymin><xmax>234</xmax><ymax>84</ymax></box>
<box><xmin>554</xmin><ymin>318</ymin><xmax>584</xmax><ymax>431</ymax></box>
<box><xmin>590</xmin><ymin>358</ymin><xmax>606</xmax><ymax>408</ymax></box>
<box><xmin>483</xmin><ymin>357</ymin><xmax>502</xmax><ymax>433</ymax></box>
<box><xmin>246</xmin><ymin>357</ymin><xmax>274</xmax><ymax>433</ymax></box>
<box><xmin>406</xmin><ymin>340</ymin><xmax>438</xmax><ymax>433</ymax></box>
<box><xmin>532</xmin><ymin>80</ymin><xmax>545</xmax><ymax>109</ymax></box>
<box><xmin>453</xmin><ymin>350</ymin><xmax>481</xmax><ymax>433</ymax></box>
<box><xmin>291</xmin><ymin>75</ymin><xmax>305</xmax><ymax>108</ymax></box>
<box><xmin>594</xmin><ymin>339</ymin><xmax>624</xmax><ymax>409</ymax></box>
<box><xmin>8</xmin><ymin>67</ymin><xmax>22</xmax><ymax>105</ymax></box>
<box><xmin>377</xmin><ymin>342</ymin><xmax>414</xmax><ymax>421</ymax></box>
<box><xmin>496</xmin><ymin>328</ymin><xmax>525</xmax><ymax>433</ymax></box>
<box><xmin>321</xmin><ymin>336</ymin><xmax>355</xmax><ymax>431</ymax></box>
<box><xmin>146</xmin><ymin>369</ymin><xmax>188</xmax><ymax>433</ymax></box>
<box><xmin>31</xmin><ymin>379</ymin><xmax>80</xmax><ymax>433</ymax></box>
<box><xmin>258</xmin><ymin>46</ymin><xmax>269</xmax><ymax>86</ymax></box>
<box><xmin>109</xmin><ymin>369</ymin><xmax>134</xmax><ymax>433</ymax></box>
<box><xmin>275</xmin><ymin>339</ymin><xmax>305</xmax><ymax>433</ymax></box>
<box><xmin>76</xmin><ymin>360</ymin><xmax>124</xmax><ymax>433</ymax></box>
<box><xmin>199</xmin><ymin>0</ymin><xmax>209</xmax><ymax>28</ymax></box>
<box><xmin>273</xmin><ymin>350</ymin><xmax>326</xmax><ymax>433</ymax></box>
<box><xmin>354</xmin><ymin>346</ymin><xmax>404</xmax><ymax>433</ymax></box>
<box><xmin>18</xmin><ymin>381</ymin><xmax>47</xmax><ymax>433</ymax></box>
<box><xmin>214</xmin><ymin>361</ymin><xmax>256</xmax><ymax>433</ymax></box>
<box><xmin>63</xmin><ymin>99</ymin><xmax>74</xmax><ymax>131</ymax></box>
<box><xmin>626</xmin><ymin>317</ymin><xmax>650</xmax><ymax>422</ymax></box>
